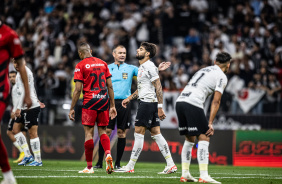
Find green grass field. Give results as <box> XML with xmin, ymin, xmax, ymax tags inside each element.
<box><xmin>1</xmin><ymin>160</ymin><xmax>281</xmax><ymax>184</ymax></box>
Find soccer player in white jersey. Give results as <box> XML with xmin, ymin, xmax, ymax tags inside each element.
<box><xmin>116</xmin><ymin>42</ymin><xmax>177</xmax><ymax>174</ymax></box>
<box><xmin>12</xmin><ymin>59</ymin><xmax>43</xmax><ymax>166</ymax></box>
<box><xmin>6</xmin><ymin>71</ymin><xmax>27</xmax><ymax>163</ymax></box>
<box><xmin>176</xmin><ymin>52</ymin><xmax>232</xmax><ymax>183</ymax></box>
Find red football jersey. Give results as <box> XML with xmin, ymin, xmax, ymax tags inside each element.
<box><xmin>0</xmin><ymin>24</ymin><xmax>24</xmax><ymax>102</ymax></box>
<box><xmin>74</xmin><ymin>57</ymin><xmax>112</xmax><ymax>111</ymax></box>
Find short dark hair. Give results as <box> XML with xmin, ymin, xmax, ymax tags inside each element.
<box><xmin>141</xmin><ymin>42</ymin><xmax>157</xmax><ymax>58</ymax></box>
<box><xmin>215</xmin><ymin>52</ymin><xmax>232</xmax><ymax>63</ymax></box>
<box><xmin>113</xmin><ymin>45</ymin><xmax>126</xmax><ymax>52</ymax></box>
<box><xmin>9</xmin><ymin>71</ymin><xmax>17</xmax><ymax>75</ymax></box>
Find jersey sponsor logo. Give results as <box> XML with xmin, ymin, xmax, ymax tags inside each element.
<box><xmin>86</xmin><ymin>64</ymin><xmax>90</xmax><ymax>68</ymax></box>
<box><xmin>122</xmin><ymin>73</ymin><xmax>128</xmax><ymax>79</ymax></box>
<box><xmin>218</xmin><ymin>78</ymin><xmax>223</xmax><ymax>87</ymax></box>
<box><xmin>179</xmin><ymin>127</ymin><xmax>188</xmax><ymax>131</ymax></box>
<box><xmin>91</xmin><ymin>64</ymin><xmax>104</xmax><ymax>67</ymax></box>
<box><xmin>13</xmin><ymin>38</ymin><xmax>21</xmax><ymax>45</ymax></box>
<box><xmin>74</xmin><ymin>68</ymin><xmax>80</xmax><ymax>72</ymax></box>
<box><xmin>92</xmin><ymin>93</ymin><xmax>107</xmax><ymax>99</ymax></box>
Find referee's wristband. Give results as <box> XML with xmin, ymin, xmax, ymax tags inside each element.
<box><xmin>158</xmin><ymin>104</ymin><xmax>163</xmax><ymax>108</ymax></box>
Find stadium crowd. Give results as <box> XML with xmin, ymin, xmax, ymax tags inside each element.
<box><xmin>1</xmin><ymin>0</ymin><xmax>282</xmax><ymax>124</ymax></box>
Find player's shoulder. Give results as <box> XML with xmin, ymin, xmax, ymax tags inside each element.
<box><xmin>125</xmin><ymin>63</ymin><xmax>138</xmax><ymax>70</ymax></box>
<box><xmin>93</xmin><ymin>57</ymin><xmax>107</xmax><ymax>65</ymax></box>
<box><xmin>144</xmin><ymin>60</ymin><xmax>157</xmax><ymax>69</ymax></box>
<box><xmin>2</xmin><ymin>24</ymin><xmax>18</xmax><ymax>38</ymax></box>
<box><xmin>108</xmin><ymin>63</ymin><xmax>115</xmax><ymax>68</ymax></box>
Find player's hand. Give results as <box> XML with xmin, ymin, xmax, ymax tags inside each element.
<box><xmin>158</xmin><ymin>108</ymin><xmax>166</xmax><ymax>121</ymax></box>
<box><xmin>69</xmin><ymin>109</ymin><xmax>75</xmax><ymax>121</ymax></box>
<box><xmin>122</xmin><ymin>98</ymin><xmax>130</xmax><ymax>108</ymax></box>
<box><xmin>206</xmin><ymin>124</ymin><xmax>214</xmax><ymax>137</ymax></box>
<box><xmin>109</xmin><ymin>107</ymin><xmax>117</xmax><ymax>120</ymax></box>
<box><xmin>11</xmin><ymin>112</ymin><xmax>16</xmax><ymax>120</ymax></box>
<box><xmin>15</xmin><ymin>109</ymin><xmax>21</xmax><ymax>118</ymax></box>
<box><xmin>39</xmin><ymin>101</ymin><xmax>45</xmax><ymax>108</ymax></box>
<box><xmin>158</xmin><ymin>61</ymin><xmax>171</xmax><ymax>71</ymax></box>
<box><xmin>24</xmin><ymin>95</ymin><xmax>32</xmax><ymax>108</ymax></box>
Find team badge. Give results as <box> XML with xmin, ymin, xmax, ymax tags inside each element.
<box><xmin>122</xmin><ymin>73</ymin><xmax>128</xmax><ymax>79</ymax></box>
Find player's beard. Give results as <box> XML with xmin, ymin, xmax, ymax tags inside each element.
<box><xmin>136</xmin><ymin>53</ymin><xmax>145</xmax><ymax>60</ymax></box>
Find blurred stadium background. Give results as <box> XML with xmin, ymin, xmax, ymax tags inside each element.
<box><xmin>0</xmin><ymin>0</ymin><xmax>282</xmax><ymax>182</ymax></box>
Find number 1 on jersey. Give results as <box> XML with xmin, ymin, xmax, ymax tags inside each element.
<box><xmin>192</xmin><ymin>73</ymin><xmax>205</xmax><ymax>87</ymax></box>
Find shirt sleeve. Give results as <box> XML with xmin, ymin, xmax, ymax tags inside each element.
<box><xmin>17</xmin><ymin>80</ymin><xmax>25</xmax><ymax>109</ymax></box>
<box><xmin>8</xmin><ymin>30</ymin><xmax>24</xmax><ymax>59</ymax></box>
<box><xmin>105</xmin><ymin>64</ymin><xmax>112</xmax><ymax>79</ymax></box>
<box><xmin>74</xmin><ymin>63</ymin><xmax>83</xmax><ymax>83</ymax></box>
<box><xmin>147</xmin><ymin>65</ymin><xmax>159</xmax><ymax>82</ymax></box>
<box><xmin>133</xmin><ymin>66</ymin><xmax>138</xmax><ymax>76</ymax></box>
<box><xmin>215</xmin><ymin>75</ymin><xmax>228</xmax><ymax>94</ymax></box>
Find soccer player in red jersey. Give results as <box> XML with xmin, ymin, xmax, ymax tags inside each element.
<box><xmin>0</xmin><ymin>20</ymin><xmax>32</xmax><ymax>184</ymax></box>
<box><xmin>69</xmin><ymin>43</ymin><xmax>117</xmax><ymax>174</ymax></box>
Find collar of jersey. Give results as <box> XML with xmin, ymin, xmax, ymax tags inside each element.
<box><xmin>140</xmin><ymin>59</ymin><xmax>151</xmax><ymax>66</ymax></box>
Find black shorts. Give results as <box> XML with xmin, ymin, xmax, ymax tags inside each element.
<box><xmin>176</xmin><ymin>102</ymin><xmax>209</xmax><ymax>136</ymax></box>
<box><xmin>135</xmin><ymin>101</ymin><xmax>160</xmax><ymax>129</ymax></box>
<box><xmin>107</xmin><ymin>100</ymin><xmax>131</xmax><ymax>130</ymax></box>
<box><xmin>7</xmin><ymin>118</ymin><xmax>27</xmax><ymax>132</ymax></box>
<box><xmin>14</xmin><ymin>107</ymin><xmax>40</xmax><ymax>129</ymax></box>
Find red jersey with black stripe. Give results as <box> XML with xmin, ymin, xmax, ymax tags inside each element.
<box><xmin>0</xmin><ymin>23</ymin><xmax>24</xmax><ymax>102</ymax></box>
<box><xmin>74</xmin><ymin>57</ymin><xmax>112</xmax><ymax>111</ymax></box>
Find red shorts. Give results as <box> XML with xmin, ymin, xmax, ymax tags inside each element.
<box><xmin>0</xmin><ymin>101</ymin><xmax>7</xmax><ymax>120</ymax></box>
<box><xmin>81</xmin><ymin>108</ymin><xmax>109</xmax><ymax>127</ymax></box>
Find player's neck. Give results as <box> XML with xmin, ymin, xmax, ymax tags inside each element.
<box><xmin>83</xmin><ymin>54</ymin><xmax>92</xmax><ymax>59</ymax></box>
<box><xmin>139</xmin><ymin>58</ymin><xmax>150</xmax><ymax>65</ymax></box>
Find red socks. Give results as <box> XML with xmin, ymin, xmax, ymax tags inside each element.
<box><xmin>0</xmin><ymin>135</ymin><xmax>11</xmax><ymax>172</ymax></box>
<box><xmin>84</xmin><ymin>139</ymin><xmax>94</xmax><ymax>169</ymax></box>
<box><xmin>100</xmin><ymin>134</ymin><xmax>111</xmax><ymax>156</ymax></box>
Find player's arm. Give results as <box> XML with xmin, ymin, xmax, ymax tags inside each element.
<box><xmin>106</xmin><ymin>77</ymin><xmax>117</xmax><ymax>120</ymax></box>
<box><xmin>122</xmin><ymin>90</ymin><xmax>138</xmax><ymax>108</ymax></box>
<box><xmin>206</xmin><ymin>91</ymin><xmax>222</xmax><ymax>137</ymax></box>
<box><xmin>68</xmin><ymin>81</ymin><xmax>82</xmax><ymax>121</ymax></box>
<box><xmin>15</xmin><ymin>57</ymin><xmax>32</xmax><ymax>108</ymax></box>
<box><xmin>152</xmin><ymin>78</ymin><xmax>166</xmax><ymax>121</ymax></box>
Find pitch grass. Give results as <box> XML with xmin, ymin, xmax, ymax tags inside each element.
<box><xmin>1</xmin><ymin>160</ymin><xmax>281</xmax><ymax>184</ymax></box>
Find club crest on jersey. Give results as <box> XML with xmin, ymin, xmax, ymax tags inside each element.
<box><xmin>122</xmin><ymin>73</ymin><xmax>128</xmax><ymax>79</ymax></box>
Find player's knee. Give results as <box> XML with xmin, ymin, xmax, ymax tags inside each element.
<box><xmin>106</xmin><ymin>129</ymin><xmax>112</xmax><ymax>136</ymax></box>
<box><xmin>117</xmin><ymin>129</ymin><xmax>125</xmax><ymax>138</ymax></box>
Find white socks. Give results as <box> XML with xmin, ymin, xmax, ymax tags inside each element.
<box><xmin>2</xmin><ymin>170</ymin><xmax>16</xmax><ymax>183</ymax></box>
<box><xmin>30</xmin><ymin>137</ymin><xmax>41</xmax><ymax>163</ymax></box>
<box><xmin>14</xmin><ymin>132</ymin><xmax>31</xmax><ymax>157</ymax></box>
<box><xmin>181</xmin><ymin>140</ymin><xmax>194</xmax><ymax>177</ymax></box>
<box><xmin>198</xmin><ymin>141</ymin><xmax>209</xmax><ymax>178</ymax></box>
<box><xmin>128</xmin><ymin>133</ymin><xmax>144</xmax><ymax>169</ymax></box>
<box><xmin>152</xmin><ymin>134</ymin><xmax>174</xmax><ymax>167</ymax></box>
<box><xmin>13</xmin><ymin>141</ymin><xmax>23</xmax><ymax>153</ymax></box>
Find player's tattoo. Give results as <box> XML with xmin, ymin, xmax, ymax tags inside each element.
<box><xmin>130</xmin><ymin>90</ymin><xmax>138</xmax><ymax>100</ymax></box>
<box><xmin>152</xmin><ymin>79</ymin><xmax>163</xmax><ymax>104</ymax></box>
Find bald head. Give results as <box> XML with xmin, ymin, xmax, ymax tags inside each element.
<box><xmin>78</xmin><ymin>42</ymin><xmax>92</xmax><ymax>59</ymax></box>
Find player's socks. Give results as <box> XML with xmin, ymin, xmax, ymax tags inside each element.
<box><xmin>115</xmin><ymin>138</ymin><xmax>126</xmax><ymax>167</ymax></box>
<box><xmin>0</xmin><ymin>135</ymin><xmax>11</xmax><ymax>172</ymax></box>
<box><xmin>100</xmin><ymin>134</ymin><xmax>111</xmax><ymax>156</ymax></box>
<box><xmin>152</xmin><ymin>134</ymin><xmax>174</xmax><ymax>167</ymax></box>
<box><xmin>2</xmin><ymin>170</ymin><xmax>16</xmax><ymax>183</ymax></box>
<box><xmin>84</xmin><ymin>139</ymin><xmax>94</xmax><ymax>169</ymax></box>
<box><xmin>198</xmin><ymin>141</ymin><xmax>210</xmax><ymax>178</ymax></box>
<box><xmin>181</xmin><ymin>140</ymin><xmax>194</xmax><ymax>177</ymax></box>
<box><xmin>14</xmin><ymin>132</ymin><xmax>31</xmax><ymax>157</ymax></box>
<box><xmin>128</xmin><ymin>133</ymin><xmax>144</xmax><ymax>169</ymax></box>
<box><xmin>13</xmin><ymin>141</ymin><xmax>23</xmax><ymax>153</ymax></box>
<box><xmin>30</xmin><ymin>137</ymin><xmax>42</xmax><ymax>163</ymax></box>
<box><xmin>96</xmin><ymin>141</ymin><xmax>104</xmax><ymax>166</ymax></box>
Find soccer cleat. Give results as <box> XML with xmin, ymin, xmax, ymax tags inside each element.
<box><xmin>158</xmin><ymin>165</ymin><xmax>177</xmax><ymax>174</ymax></box>
<box><xmin>199</xmin><ymin>175</ymin><xmax>221</xmax><ymax>183</ymax></box>
<box><xmin>114</xmin><ymin>165</ymin><xmax>134</xmax><ymax>173</ymax></box>
<box><xmin>105</xmin><ymin>154</ymin><xmax>114</xmax><ymax>174</ymax></box>
<box><xmin>26</xmin><ymin>161</ymin><xmax>43</xmax><ymax>166</ymax></box>
<box><xmin>18</xmin><ymin>155</ymin><xmax>34</xmax><ymax>166</ymax></box>
<box><xmin>13</xmin><ymin>152</ymin><xmax>25</xmax><ymax>163</ymax></box>
<box><xmin>114</xmin><ymin>165</ymin><xmax>121</xmax><ymax>169</ymax></box>
<box><xmin>0</xmin><ymin>178</ymin><xmax>17</xmax><ymax>184</ymax></box>
<box><xmin>180</xmin><ymin>174</ymin><xmax>198</xmax><ymax>182</ymax></box>
<box><xmin>78</xmin><ymin>167</ymin><xmax>94</xmax><ymax>173</ymax></box>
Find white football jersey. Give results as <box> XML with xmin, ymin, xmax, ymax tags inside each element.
<box><xmin>176</xmin><ymin>65</ymin><xmax>228</xmax><ymax>109</ymax></box>
<box><xmin>15</xmin><ymin>66</ymin><xmax>40</xmax><ymax>110</ymax></box>
<box><xmin>137</xmin><ymin>60</ymin><xmax>159</xmax><ymax>102</ymax></box>
<box><xmin>11</xmin><ymin>84</ymin><xmax>18</xmax><ymax>112</ymax></box>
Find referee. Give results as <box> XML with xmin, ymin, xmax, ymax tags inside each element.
<box><xmin>94</xmin><ymin>45</ymin><xmax>138</xmax><ymax>169</ymax></box>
